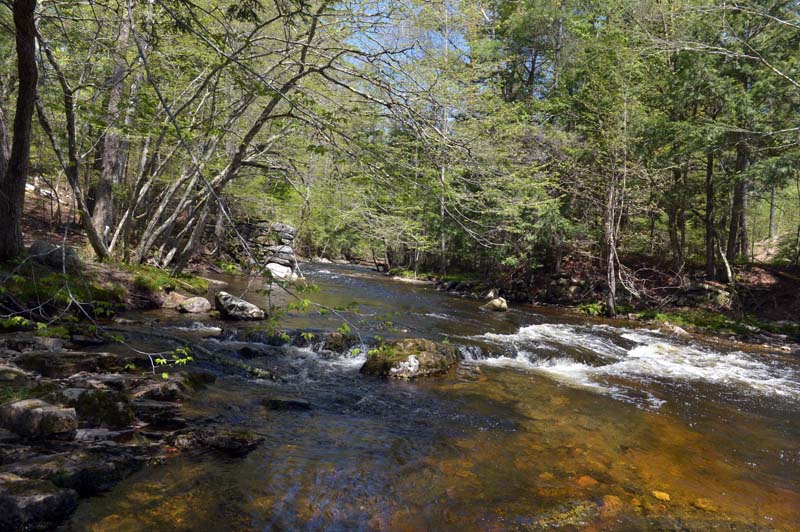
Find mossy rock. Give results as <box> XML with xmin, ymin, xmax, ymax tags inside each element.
<box><xmin>360</xmin><ymin>338</ymin><xmax>460</xmax><ymax>379</ymax></box>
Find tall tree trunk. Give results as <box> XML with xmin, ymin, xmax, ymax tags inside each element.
<box><xmin>0</xmin><ymin>0</ymin><xmax>37</xmax><ymax>261</ymax></box>
<box><xmin>667</xmin><ymin>168</ymin><xmax>685</xmax><ymax>271</ymax></box>
<box><xmin>705</xmin><ymin>152</ymin><xmax>716</xmax><ymax>278</ymax></box>
<box><xmin>91</xmin><ymin>13</ymin><xmax>132</xmax><ymax>246</ymax></box>
<box><xmin>726</xmin><ymin>141</ymin><xmax>748</xmax><ymax>262</ymax></box>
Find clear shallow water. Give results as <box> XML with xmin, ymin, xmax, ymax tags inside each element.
<box><xmin>69</xmin><ymin>264</ymin><xmax>800</xmax><ymax>531</ymax></box>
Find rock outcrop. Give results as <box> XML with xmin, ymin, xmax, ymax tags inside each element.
<box><xmin>226</xmin><ymin>220</ymin><xmax>301</xmax><ymax>280</ymax></box>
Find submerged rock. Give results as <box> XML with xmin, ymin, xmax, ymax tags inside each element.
<box><xmin>360</xmin><ymin>338</ymin><xmax>460</xmax><ymax>379</ymax></box>
<box><xmin>481</xmin><ymin>297</ymin><xmax>508</xmax><ymax>312</ymax></box>
<box><xmin>178</xmin><ymin>296</ymin><xmax>212</xmax><ymax>313</ymax></box>
<box><xmin>262</xmin><ymin>397</ymin><xmax>311</xmax><ymax>411</ymax></box>
<box><xmin>214</xmin><ymin>291</ymin><xmax>265</xmax><ymax>320</ymax></box>
<box><xmin>0</xmin><ymin>473</ymin><xmax>78</xmax><ymax>532</ymax></box>
<box><xmin>168</xmin><ymin>428</ymin><xmax>264</xmax><ymax>457</ymax></box>
<box><xmin>0</xmin><ymin>399</ymin><xmax>77</xmax><ymax>439</ymax></box>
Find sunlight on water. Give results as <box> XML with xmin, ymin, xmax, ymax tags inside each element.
<box><xmin>68</xmin><ymin>266</ymin><xmax>800</xmax><ymax>531</ymax></box>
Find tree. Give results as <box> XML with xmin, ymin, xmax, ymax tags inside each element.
<box><xmin>0</xmin><ymin>0</ymin><xmax>37</xmax><ymax>261</ymax></box>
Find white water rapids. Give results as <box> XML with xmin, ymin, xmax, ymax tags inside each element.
<box><xmin>474</xmin><ymin>323</ymin><xmax>800</xmax><ymax>407</ymax></box>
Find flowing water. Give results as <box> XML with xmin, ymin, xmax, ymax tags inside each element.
<box><xmin>68</xmin><ymin>264</ymin><xmax>800</xmax><ymax>531</ymax></box>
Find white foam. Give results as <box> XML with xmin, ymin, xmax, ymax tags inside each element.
<box><xmin>477</xmin><ymin>323</ymin><xmax>800</xmax><ymax>402</ymax></box>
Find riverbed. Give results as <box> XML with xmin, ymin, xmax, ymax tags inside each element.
<box><xmin>68</xmin><ymin>263</ymin><xmax>800</xmax><ymax>531</ymax></box>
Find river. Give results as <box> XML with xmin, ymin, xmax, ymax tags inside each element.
<box><xmin>67</xmin><ymin>263</ymin><xmax>800</xmax><ymax>531</ymax></box>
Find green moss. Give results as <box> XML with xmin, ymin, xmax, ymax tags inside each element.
<box><xmin>128</xmin><ymin>265</ymin><xmax>208</xmax><ymax>295</ymax></box>
<box><xmin>1</xmin><ymin>269</ymin><xmax>126</xmax><ymax>318</ymax></box>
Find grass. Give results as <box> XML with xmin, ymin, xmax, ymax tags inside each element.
<box><xmin>1</xmin><ymin>266</ymin><xmax>127</xmax><ymax>319</ymax></box>
<box><xmin>127</xmin><ymin>264</ymin><xmax>208</xmax><ymax>295</ymax></box>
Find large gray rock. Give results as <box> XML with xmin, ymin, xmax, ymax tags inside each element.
<box><xmin>214</xmin><ymin>291</ymin><xmax>266</xmax><ymax>320</ymax></box>
<box><xmin>0</xmin><ymin>399</ymin><xmax>77</xmax><ymax>438</ymax></box>
<box><xmin>178</xmin><ymin>296</ymin><xmax>212</xmax><ymax>313</ymax></box>
<box><xmin>0</xmin><ymin>473</ymin><xmax>79</xmax><ymax>532</ymax></box>
<box><xmin>360</xmin><ymin>338</ymin><xmax>460</xmax><ymax>379</ymax></box>
<box><xmin>28</xmin><ymin>240</ymin><xmax>79</xmax><ymax>271</ymax></box>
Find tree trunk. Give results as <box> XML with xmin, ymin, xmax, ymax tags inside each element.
<box><xmin>0</xmin><ymin>0</ymin><xmax>37</xmax><ymax>261</ymax></box>
<box><xmin>705</xmin><ymin>152</ymin><xmax>715</xmax><ymax>278</ymax></box>
<box><xmin>91</xmin><ymin>13</ymin><xmax>132</xmax><ymax>246</ymax></box>
<box><xmin>726</xmin><ymin>142</ymin><xmax>748</xmax><ymax>262</ymax></box>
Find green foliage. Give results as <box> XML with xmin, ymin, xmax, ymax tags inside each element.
<box><xmin>578</xmin><ymin>302</ymin><xmax>604</xmax><ymax>317</ymax></box>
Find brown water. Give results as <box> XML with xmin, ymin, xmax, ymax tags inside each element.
<box><xmin>68</xmin><ymin>264</ymin><xmax>800</xmax><ymax>531</ymax></box>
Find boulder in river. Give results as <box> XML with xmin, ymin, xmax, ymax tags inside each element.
<box><xmin>178</xmin><ymin>296</ymin><xmax>212</xmax><ymax>313</ymax></box>
<box><xmin>0</xmin><ymin>399</ymin><xmax>77</xmax><ymax>438</ymax></box>
<box><xmin>481</xmin><ymin>297</ymin><xmax>508</xmax><ymax>312</ymax></box>
<box><xmin>360</xmin><ymin>338</ymin><xmax>460</xmax><ymax>379</ymax></box>
<box><xmin>214</xmin><ymin>291</ymin><xmax>265</xmax><ymax>320</ymax></box>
